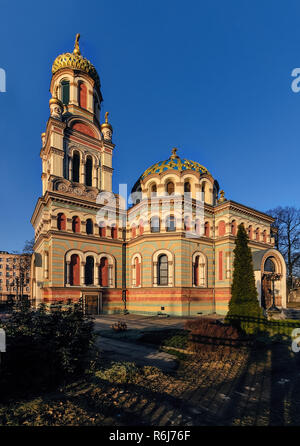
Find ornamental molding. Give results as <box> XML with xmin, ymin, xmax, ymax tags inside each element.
<box><xmin>54</xmin><ymin>179</ymin><xmax>98</xmax><ymax>200</ymax></box>
<box><xmin>102</xmin><ymin>165</ymin><xmax>114</xmax><ymax>173</ymax></box>
<box><xmin>50</xmin><ymin>147</ymin><xmax>64</xmax><ymax>156</ymax></box>
<box><xmin>66</xmin><ymin>142</ymin><xmax>101</xmax><ymax>161</ymax></box>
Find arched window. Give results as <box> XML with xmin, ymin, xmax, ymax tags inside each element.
<box><xmin>231</xmin><ymin>220</ymin><xmax>237</xmax><ymax>236</ymax></box>
<box><xmin>151</xmin><ymin>184</ymin><xmax>157</xmax><ymax>197</ymax></box>
<box><xmin>218</xmin><ymin>220</ymin><xmax>226</xmax><ymax>237</ymax></box>
<box><xmin>264</xmin><ymin>257</ymin><xmax>276</xmax><ymax>272</ymax></box>
<box><xmin>248</xmin><ymin>225</ymin><xmax>253</xmax><ymax>240</ymax></box>
<box><xmin>72</xmin><ymin>216</ymin><xmax>80</xmax><ymax>233</ymax></box>
<box><xmin>255</xmin><ymin>228</ymin><xmax>260</xmax><ymax>241</ymax></box>
<box><xmin>195</xmin><ymin>219</ymin><xmax>201</xmax><ymax>235</ymax></box>
<box><xmin>99</xmin><ymin>257</ymin><xmax>108</xmax><ymax>287</ymax></box>
<box><xmin>157</xmin><ymin>254</ymin><xmax>168</xmax><ymax>286</ymax></box>
<box><xmin>204</xmin><ymin>221</ymin><xmax>210</xmax><ymax>237</ymax></box>
<box><xmin>166</xmin><ymin>215</ymin><xmax>176</xmax><ymax>232</ymax></box>
<box><xmin>201</xmin><ymin>182</ymin><xmax>206</xmax><ymax>201</ymax></box>
<box><xmin>131</xmin><ymin>255</ymin><xmax>142</xmax><ymax>287</ymax></box>
<box><xmin>166</xmin><ymin>181</ymin><xmax>174</xmax><ymax>195</ymax></box>
<box><xmin>85</xmin><ymin>156</ymin><xmax>93</xmax><ymax>187</ymax></box>
<box><xmin>70</xmin><ymin>254</ymin><xmax>80</xmax><ymax>286</ymax></box>
<box><xmin>139</xmin><ymin>220</ymin><xmax>144</xmax><ymax>236</ymax></box>
<box><xmin>184</xmin><ymin>216</ymin><xmax>191</xmax><ymax>231</ymax></box>
<box><xmin>61</xmin><ymin>80</ymin><xmax>70</xmax><ymax>105</ymax></box>
<box><xmin>86</xmin><ymin>218</ymin><xmax>93</xmax><ymax>235</ymax></box>
<box><xmin>131</xmin><ymin>224</ymin><xmax>136</xmax><ymax>238</ymax></box>
<box><xmin>184</xmin><ymin>181</ymin><xmax>191</xmax><ymax>194</ymax></box>
<box><xmin>78</xmin><ymin>82</ymin><xmax>87</xmax><ymax>109</ymax></box>
<box><xmin>72</xmin><ymin>151</ymin><xmax>80</xmax><ymax>183</ymax></box>
<box><xmin>111</xmin><ymin>224</ymin><xmax>118</xmax><ymax>239</ymax></box>
<box><xmin>85</xmin><ymin>256</ymin><xmax>94</xmax><ymax>285</ymax></box>
<box><xmin>194</xmin><ymin>255</ymin><xmax>200</xmax><ymax>286</ymax></box>
<box><xmin>57</xmin><ymin>213</ymin><xmax>66</xmax><ymax>230</ymax></box>
<box><xmin>193</xmin><ymin>253</ymin><xmax>206</xmax><ymax>287</ymax></box>
<box><xmin>150</xmin><ymin>216</ymin><xmax>160</xmax><ymax>233</ymax></box>
<box><xmin>99</xmin><ymin>222</ymin><xmax>106</xmax><ymax>237</ymax></box>
<box><xmin>263</xmin><ymin>230</ymin><xmax>267</xmax><ymax>243</ymax></box>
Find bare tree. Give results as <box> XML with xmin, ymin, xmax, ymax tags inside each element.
<box><xmin>10</xmin><ymin>239</ymin><xmax>34</xmax><ymax>301</ymax></box>
<box><xmin>267</xmin><ymin>206</ymin><xmax>300</xmax><ymax>287</ymax></box>
<box><xmin>23</xmin><ymin>238</ymin><xmax>35</xmax><ymax>254</ymax></box>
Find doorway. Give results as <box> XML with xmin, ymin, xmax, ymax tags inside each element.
<box><xmin>84</xmin><ymin>293</ymin><xmax>102</xmax><ymax>315</ymax></box>
<box><xmin>261</xmin><ymin>274</ymin><xmax>272</xmax><ymax>309</ymax></box>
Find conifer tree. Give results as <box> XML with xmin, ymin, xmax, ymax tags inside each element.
<box><xmin>226</xmin><ymin>223</ymin><xmax>264</xmax><ymax>330</ymax></box>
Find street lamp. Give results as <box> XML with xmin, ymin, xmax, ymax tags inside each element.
<box><xmin>268</xmin><ymin>272</ymin><xmax>281</xmax><ymax>312</ymax></box>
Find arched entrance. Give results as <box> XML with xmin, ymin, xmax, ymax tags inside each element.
<box><xmin>252</xmin><ymin>248</ymin><xmax>287</xmax><ymax>310</ymax></box>
<box><xmin>261</xmin><ymin>256</ymin><xmax>282</xmax><ymax>309</ymax></box>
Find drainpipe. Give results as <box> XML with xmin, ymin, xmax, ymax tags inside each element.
<box><xmin>212</xmin><ymin>213</ymin><xmax>216</xmax><ymax>314</ymax></box>
<box><xmin>122</xmin><ymin>222</ymin><xmax>127</xmax><ymax>311</ymax></box>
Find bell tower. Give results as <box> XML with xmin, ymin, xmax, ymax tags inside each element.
<box><xmin>31</xmin><ymin>35</ymin><xmax>121</xmax><ymax>308</ymax></box>
<box><xmin>40</xmin><ymin>33</ymin><xmax>114</xmax><ymax>196</ymax></box>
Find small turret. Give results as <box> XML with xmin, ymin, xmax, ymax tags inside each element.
<box><xmin>101</xmin><ymin>111</ymin><xmax>113</xmax><ymax>141</ymax></box>
<box><xmin>49</xmin><ymin>85</ymin><xmax>63</xmax><ymax>119</ymax></box>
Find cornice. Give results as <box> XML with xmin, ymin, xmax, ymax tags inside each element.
<box><xmin>214</xmin><ymin>200</ymin><xmax>274</xmax><ymax>223</ymax></box>
<box><xmin>102</xmin><ymin>165</ymin><xmax>114</xmax><ymax>173</ymax></box>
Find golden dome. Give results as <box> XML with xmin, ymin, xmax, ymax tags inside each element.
<box><xmin>140</xmin><ymin>148</ymin><xmax>211</xmax><ymax>180</ymax></box>
<box><xmin>51</xmin><ymin>34</ymin><xmax>100</xmax><ymax>89</ymax></box>
<box><xmin>100</xmin><ymin>111</ymin><xmax>113</xmax><ymax>131</ymax></box>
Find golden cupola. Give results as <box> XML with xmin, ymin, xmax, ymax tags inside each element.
<box><xmin>51</xmin><ymin>34</ymin><xmax>101</xmax><ymax>90</ymax></box>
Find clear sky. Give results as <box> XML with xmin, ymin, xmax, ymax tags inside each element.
<box><xmin>0</xmin><ymin>0</ymin><xmax>299</xmax><ymax>252</ymax></box>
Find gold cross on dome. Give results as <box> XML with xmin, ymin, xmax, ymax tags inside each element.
<box><xmin>171</xmin><ymin>147</ymin><xmax>178</xmax><ymax>157</ymax></box>
<box><xmin>74</xmin><ymin>33</ymin><xmax>81</xmax><ymax>55</ymax></box>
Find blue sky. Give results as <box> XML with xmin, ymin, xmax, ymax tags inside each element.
<box><xmin>0</xmin><ymin>0</ymin><xmax>299</xmax><ymax>252</ymax></box>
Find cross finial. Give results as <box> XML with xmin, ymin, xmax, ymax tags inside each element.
<box><xmin>218</xmin><ymin>189</ymin><xmax>226</xmax><ymax>203</ymax></box>
<box><xmin>74</xmin><ymin>33</ymin><xmax>81</xmax><ymax>55</ymax></box>
<box><xmin>105</xmin><ymin>111</ymin><xmax>109</xmax><ymax>123</ymax></box>
<box><xmin>171</xmin><ymin>147</ymin><xmax>178</xmax><ymax>157</ymax></box>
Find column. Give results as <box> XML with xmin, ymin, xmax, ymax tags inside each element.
<box><xmin>80</xmin><ymin>160</ymin><xmax>85</xmax><ymax>185</ymax></box>
<box><xmin>68</xmin><ymin>157</ymin><xmax>72</xmax><ymax>181</ymax></box>
<box><xmin>92</xmin><ymin>166</ymin><xmax>98</xmax><ymax>188</ymax></box>
<box><xmin>66</xmin><ymin>260</ymin><xmax>70</xmax><ymax>285</ymax></box>
<box><xmin>132</xmin><ymin>264</ymin><xmax>136</xmax><ymax>287</ymax></box>
<box><xmin>94</xmin><ymin>262</ymin><xmax>99</xmax><ymax>286</ymax></box>
<box><xmin>108</xmin><ymin>265</ymin><xmax>113</xmax><ymax>287</ymax></box>
<box><xmin>226</xmin><ymin>253</ymin><xmax>231</xmax><ymax>279</ymax></box>
<box><xmin>200</xmin><ymin>263</ymin><xmax>205</xmax><ymax>286</ymax></box>
<box><xmin>168</xmin><ymin>261</ymin><xmax>173</xmax><ymax>286</ymax></box>
<box><xmin>44</xmin><ymin>251</ymin><xmax>49</xmax><ymax>279</ymax></box>
<box><xmin>153</xmin><ymin>261</ymin><xmax>158</xmax><ymax>285</ymax></box>
<box><xmin>80</xmin><ymin>262</ymin><xmax>86</xmax><ymax>286</ymax></box>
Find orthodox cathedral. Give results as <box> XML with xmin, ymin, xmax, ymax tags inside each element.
<box><xmin>30</xmin><ymin>35</ymin><xmax>287</xmax><ymax>316</ymax></box>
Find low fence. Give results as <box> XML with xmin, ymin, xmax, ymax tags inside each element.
<box><xmin>226</xmin><ymin>314</ymin><xmax>300</xmax><ymax>336</ymax></box>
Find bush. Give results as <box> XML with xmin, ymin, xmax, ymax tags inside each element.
<box><xmin>184</xmin><ymin>318</ymin><xmax>244</xmax><ymax>356</ymax></box>
<box><xmin>0</xmin><ymin>301</ymin><xmax>95</xmax><ymax>397</ymax></box>
<box><xmin>95</xmin><ymin>361</ymin><xmax>139</xmax><ymax>384</ymax></box>
<box><xmin>111</xmin><ymin>321</ymin><xmax>127</xmax><ymax>332</ymax></box>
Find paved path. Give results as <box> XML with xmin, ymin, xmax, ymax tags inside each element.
<box><xmin>96</xmin><ymin>336</ymin><xmax>177</xmax><ymax>371</ymax></box>
<box><xmin>94</xmin><ymin>314</ymin><xmax>193</xmax><ymax>371</ymax></box>
<box><xmin>93</xmin><ymin>313</ymin><xmax>188</xmax><ymax>333</ymax></box>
